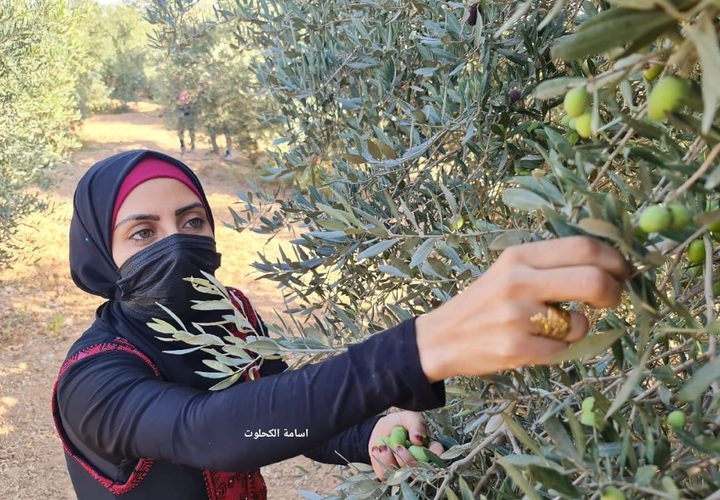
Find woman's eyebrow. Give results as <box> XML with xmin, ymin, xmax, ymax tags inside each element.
<box><xmin>175</xmin><ymin>202</ymin><xmax>205</xmax><ymax>216</ymax></box>
<box><xmin>114</xmin><ymin>202</ymin><xmax>205</xmax><ymax>230</ymax></box>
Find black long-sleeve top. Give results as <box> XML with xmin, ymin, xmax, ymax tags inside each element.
<box><xmin>53</xmin><ymin>317</ymin><xmax>446</xmax><ymax>499</ymax></box>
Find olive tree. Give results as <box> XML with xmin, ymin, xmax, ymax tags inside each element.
<box><xmin>0</xmin><ymin>0</ymin><xmax>84</xmax><ymax>268</ymax></box>
<box><xmin>151</xmin><ymin>0</ymin><xmax>720</xmax><ymax>497</ymax></box>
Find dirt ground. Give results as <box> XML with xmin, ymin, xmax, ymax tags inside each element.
<box><xmin>0</xmin><ymin>102</ymin><xmax>348</xmax><ymax>499</ymax></box>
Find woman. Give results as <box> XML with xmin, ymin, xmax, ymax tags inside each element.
<box><xmin>54</xmin><ymin>149</ymin><xmax>630</xmax><ymax>499</ymax></box>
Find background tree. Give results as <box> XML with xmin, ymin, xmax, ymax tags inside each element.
<box><xmin>73</xmin><ymin>0</ymin><xmax>157</xmax><ymax>114</ymax></box>
<box><xmin>0</xmin><ymin>0</ymin><xmax>161</xmax><ymax>269</ymax></box>
<box><xmin>0</xmin><ymin>0</ymin><xmax>84</xmax><ymax>268</ymax></box>
<box><xmin>198</xmin><ymin>40</ymin><xmax>271</xmax><ymax>161</ymax></box>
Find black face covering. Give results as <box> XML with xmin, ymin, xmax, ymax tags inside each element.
<box><xmin>116</xmin><ymin>233</ymin><xmax>222</xmax><ymax>320</ymax></box>
<box><xmin>69</xmin><ymin>149</ymin><xmax>227</xmax><ymax>389</ymax></box>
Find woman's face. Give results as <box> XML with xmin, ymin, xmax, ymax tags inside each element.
<box><xmin>111</xmin><ymin>178</ymin><xmax>213</xmax><ymax>268</ymax></box>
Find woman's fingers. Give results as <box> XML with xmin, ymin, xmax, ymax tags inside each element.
<box><xmin>517</xmin><ymin>334</ymin><xmax>572</xmax><ymax>365</ymax></box>
<box><xmin>397</xmin><ymin>412</ymin><xmax>427</xmax><ymax>445</ymax></box>
<box><xmin>531</xmin><ymin>266</ymin><xmax>624</xmax><ymax>307</ymax></box>
<box><xmin>371</xmin><ymin>445</ymin><xmax>397</xmax><ymax>480</ymax></box>
<box><xmin>415</xmin><ymin>237</ymin><xmax>630</xmax><ymax>381</ymax></box>
<box><xmin>390</xmin><ymin>444</ymin><xmax>415</xmax><ymax>467</ymax></box>
<box><xmin>503</xmin><ymin>236</ymin><xmax>631</xmax><ymax>281</ymax></box>
<box><xmin>517</xmin><ymin>309</ymin><xmax>589</xmax><ymax>364</ymax></box>
<box><xmin>428</xmin><ymin>441</ymin><xmax>444</xmax><ymax>456</ymax></box>
<box><xmin>564</xmin><ymin>310</ymin><xmax>590</xmax><ymax>343</ymax></box>
<box><xmin>372</xmin><ymin>442</ymin><xmax>446</xmax><ymax>480</ymax></box>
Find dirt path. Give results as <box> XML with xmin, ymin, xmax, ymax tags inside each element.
<box><xmin>0</xmin><ymin>103</ymin><xmax>345</xmax><ymax>499</ymax></box>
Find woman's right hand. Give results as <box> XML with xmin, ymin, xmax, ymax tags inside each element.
<box><xmin>415</xmin><ymin>236</ymin><xmax>631</xmax><ymax>383</ymax></box>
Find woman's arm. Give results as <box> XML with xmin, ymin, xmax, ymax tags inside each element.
<box><xmin>56</xmin><ymin>318</ymin><xmax>444</xmax><ymax>472</ymax></box>
<box><xmin>251</xmin><ymin>312</ymin><xmax>386</xmax><ymax>466</ymax></box>
<box><xmin>302</xmin><ymin>414</ymin><xmax>382</xmax><ymax>465</ymax></box>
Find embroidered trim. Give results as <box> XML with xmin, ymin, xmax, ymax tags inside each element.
<box><xmin>51</xmin><ymin>338</ymin><xmax>161</xmax><ymax>495</ymax></box>
<box><xmin>200</xmin><ymin>469</ymin><xmax>267</xmax><ymax>500</ymax></box>
<box><xmin>227</xmin><ymin>287</ymin><xmax>261</xmax><ymax>334</ymax></box>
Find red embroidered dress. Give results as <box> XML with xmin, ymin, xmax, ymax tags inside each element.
<box><xmin>52</xmin><ymin>288</ymin><xmax>268</xmax><ymax>499</ymax></box>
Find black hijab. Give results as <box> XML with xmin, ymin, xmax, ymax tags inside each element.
<box><xmin>69</xmin><ymin>149</ymin><xmax>228</xmax><ymax>389</ymax></box>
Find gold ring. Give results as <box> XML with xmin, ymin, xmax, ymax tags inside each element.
<box><xmin>530</xmin><ymin>305</ymin><xmax>571</xmax><ymax>341</ymax></box>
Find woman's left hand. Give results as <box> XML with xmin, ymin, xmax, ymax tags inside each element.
<box><xmin>368</xmin><ymin>411</ymin><xmax>444</xmax><ymax>481</ymax></box>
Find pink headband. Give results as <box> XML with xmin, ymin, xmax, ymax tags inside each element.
<box><xmin>111</xmin><ymin>158</ymin><xmax>208</xmax><ymax>233</ymax></box>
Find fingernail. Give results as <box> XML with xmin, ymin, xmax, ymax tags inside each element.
<box><xmin>371</xmin><ymin>446</ymin><xmax>379</xmax><ymax>453</ymax></box>
<box><xmin>414</xmin><ymin>433</ymin><xmax>426</xmax><ymax>442</ymax></box>
<box><xmin>395</xmin><ymin>446</ymin><xmax>404</xmax><ymax>453</ymax></box>
<box><xmin>379</xmin><ymin>445</ymin><xmax>387</xmax><ymax>453</ymax></box>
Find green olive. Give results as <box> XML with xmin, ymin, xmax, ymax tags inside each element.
<box><xmin>575</xmin><ymin>113</ymin><xmax>592</xmax><ymax>138</ymax></box>
<box><xmin>669</xmin><ymin>204</ymin><xmax>691</xmax><ymax>229</ymax></box>
<box><xmin>638</xmin><ymin>205</ymin><xmax>672</xmax><ymax>233</ymax></box>
<box><xmin>708</xmin><ymin>217</ymin><xmax>720</xmax><ymax>232</ymax></box>
<box><xmin>647</xmin><ymin>76</ymin><xmax>688</xmax><ymax>121</ymax></box>
<box><xmin>600</xmin><ymin>486</ymin><xmax>626</xmax><ymax>500</ymax></box>
<box><xmin>643</xmin><ymin>63</ymin><xmax>663</xmax><ymax>81</ymax></box>
<box><xmin>580</xmin><ymin>411</ymin><xmax>596</xmax><ymax>427</ymax></box>
<box><xmin>389</xmin><ymin>426</ymin><xmax>408</xmax><ymax>447</ymax></box>
<box><xmin>408</xmin><ymin>445</ymin><xmax>430</xmax><ymax>462</ymax></box>
<box><xmin>564</xmin><ymin>86</ymin><xmax>590</xmax><ymax>118</ymax></box>
<box><xmin>449</xmin><ymin>214</ymin><xmax>464</xmax><ymax>230</ymax></box>
<box><xmin>580</xmin><ymin>396</ymin><xmax>596</xmax><ymax>427</ymax></box>
<box><xmin>667</xmin><ymin>410</ymin><xmax>686</xmax><ymax>429</ymax></box>
<box><xmin>376</xmin><ymin>435</ymin><xmax>391</xmax><ymax>448</ymax></box>
<box><xmin>687</xmin><ymin>239</ymin><xmax>706</xmax><ymax>265</ymax></box>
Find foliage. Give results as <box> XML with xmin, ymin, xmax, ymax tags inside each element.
<box><xmin>154</xmin><ymin>0</ymin><xmax>720</xmax><ymax>497</ymax></box>
<box><xmin>72</xmin><ymin>0</ymin><xmax>158</xmax><ymax>113</ymax></box>
<box><xmin>146</xmin><ymin>0</ymin><xmax>271</xmax><ymax>158</ymax></box>
<box><xmin>0</xmin><ymin>0</ymin><xmax>159</xmax><ymax>269</ymax></box>
<box><xmin>0</xmin><ymin>0</ymin><xmax>84</xmax><ymax>268</ymax></box>
<box><xmin>75</xmin><ymin>71</ymin><xmax>114</xmax><ymax>115</ymax></box>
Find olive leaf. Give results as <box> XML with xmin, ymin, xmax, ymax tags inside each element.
<box><xmin>532</xmin><ymin>77</ymin><xmax>586</xmax><ymax>100</ymax></box>
<box><xmin>357</xmin><ymin>238</ymin><xmax>400</xmax><ymax>261</ymax></box>
<box><xmin>549</xmin><ymin>328</ymin><xmax>625</xmax><ymax>363</ymax></box>
<box><xmin>502</xmin><ymin>187</ymin><xmax>553</xmax><ymax>211</ymax></box>
<box><xmin>678</xmin><ymin>356</ymin><xmax>720</xmax><ymax>402</ymax></box>
<box><xmin>551</xmin><ymin>8</ymin><xmax>675</xmax><ymax>61</ymax></box>
<box><xmin>687</xmin><ymin>16</ymin><xmax>720</xmax><ymax>133</ymax></box>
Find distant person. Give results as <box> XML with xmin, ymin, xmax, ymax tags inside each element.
<box><xmin>176</xmin><ymin>89</ymin><xmax>196</xmax><ymax>155</ymax></box>
<box><xmin>53</xmin><ymin>149</ymin><xmax>629</xmax><ymax>498</ymax></box>
<box><xmin>207</xmin><ymin>125</ymin><xmax>233</xmax><ymax>159</ymax></box>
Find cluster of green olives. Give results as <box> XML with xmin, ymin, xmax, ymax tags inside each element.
<box><xmin>580</xmin><ymin>397</ymin><xmax>685</xmax><ymax>500</ymax></box>
<box><xmin>561</xmin><ymin>72</ymin><xmax>688</xmax><ymax>139</ymax></box>
<box><xmin>563</xmin><ymin>86</ymin><xmax>593</xmax><ymax>138</ymax></box>
<box><xmin>637</xmin><ymin>204</ymin><xmax>719</xmax><ymax>265</ymax></box>
<box><xmin>375</xmin><ymin>425</ymin><xmax>444</xmax><ymax>466</ymax></box>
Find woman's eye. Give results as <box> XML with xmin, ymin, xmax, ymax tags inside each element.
<box><xmin>130</xmin><ymin>228</ymin><xmax>154</xmax><ymax>241</ymax></box>
<box><xmin>185</xmin><ymin>217</ymin><xmax>205</xmax><ymax>229</ymax></box>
